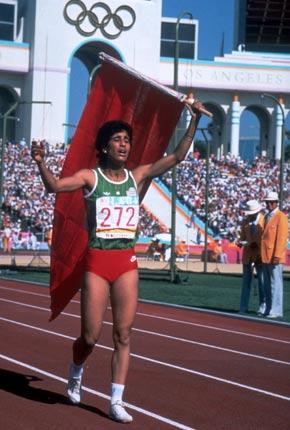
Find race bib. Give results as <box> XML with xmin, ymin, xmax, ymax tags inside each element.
<box><xmin>96</xmin><ymin>195</ymin><xmax>139</xmax><ymax>239</ymax></box>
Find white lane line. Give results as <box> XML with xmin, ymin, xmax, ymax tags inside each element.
<box><xmin>0</xmin><ymin>285</ymin><xmax>79</xmax><ymax>304</ymax></box>
<box><xmin>0</xmin><ymin>353</ymin><xmax>195</xmax><ymax>430</ymax></box>
<box><xmin>1</xmin><ymin>316</ymin><xmax>290</xmax><ymax>403</ymax></box>
<box><xmin>1</xmin><ymin>284</ymin><xmax>289</xmax><ymax>345</ymax></box>
<box><xmin>133</xmin><ymin>327</ymin><xmax>290</xmax><ymax>366</ymax></box>
<box><xmin>0</xmin><ymin>298</ymin><xmax>289</xmax><ymax>367</ymax></box>
<box><xmin>136</xmin><ymin>311</ymin><xmax>290</xmax><ymax>344</ymax></box>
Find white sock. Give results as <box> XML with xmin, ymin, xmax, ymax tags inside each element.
<box><xmin>111</xmin><ymin>383</ymin><xmax>125</xmax><ymax>404</ymax></box>
<box><xmin>70</xmin><ymin>362</ymin><xmax>84</xmax><ymax>378</ymax></box>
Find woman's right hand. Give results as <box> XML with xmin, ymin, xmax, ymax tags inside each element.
<box><xmin>31</xmin><ymin>140</ymin><xmax>45</xmax><ymax>164</ymax></box>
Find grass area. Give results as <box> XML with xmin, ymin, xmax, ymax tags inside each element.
<box><xmin>139</xmin><ymin>273</ymin><xmax>243</xmax><ymax>311</ymax></box>
<box><xmin>1</xmin><ymin>269</ymin><xmax>289</xmax><ymax>323</ymax></box>
<box><xmin>0</xmin><ymin>270</ymin><xmax>50</xmax><ymax>286</ymax></box>
<box><xmin>139</xmin><ymin>271</ymin><xmax>290</xmax><ymax>322</ymax></box>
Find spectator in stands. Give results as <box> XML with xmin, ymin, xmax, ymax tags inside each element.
<box><xmin>11</xmin><ymin>230</ymin><xmax>21</xmax><ymax>249</ymax></box>
<box><xmin>208</xmin><ymin>239</ymin><xmax>220</xmax><ymax>262</ymax></box>
<box><xmin>2</xmin><ymin>225</ymin><xmax>12</xmax><ymax>253</ymax></box>
<box><xmin>27</xmin><ymin>232</ymin><xmax>39</xmax><ymax>251</ymax></box>
<box><xmin>160</xmin><ymin>154</ymin><xmax>289</xmax><ymax>242</ymax></box>
<box><xmin>176</xmin><ymin>240</ymin><xmax>188</xmax><ymax>261</ymax></box>
<box><xmin>196</xmin><ymin>228</ymin><xmax>201</xmax><ymax>245</ymax></box>
<box><xmin>146</xmin><ymin>238</ymin><xmax>161</xmax><ymax>260</ymax></box>
<box><xmin>237</xmin><ymin>199</ymin><xmax>265</xmax><ymax>315</ymax></box>
<box><xmin>261</xmin><ymin>191</ymin><xmax>288</xmax><ymax>318</ymax></box>
<box><xmin>159</xmin><ymin>243</ymin><xmax>167</xmax><ymax>262</ymax></box>
<box><xmin>186</xmin><ymin>210</ymin><xmax>196</xmax><ymax>228</ymax></box>
<box><xmin>1</xmin><ymin>139</ymin><xmax>290</xmax><ymax>244</ymax></box>
<box><xmin>205</xmin><ymin>239</ymin><xmax>215</xmax><ymax>262</ymax></box>
<box><xmin>2</xmin><ymin>141</ymin><xmax>66</xmax><ymax>235</ymax></box>
<box><xmin>138</xmin><ymin>206</ymin><xmax>166</xmax><ymax>238</ymax></box>
<box><xmin>45</xmin><ymin>227</ymin><xmax>53</xmax><ymax>249</ymax></box>
<box><xmin>216</xmin><ymin>240</ymin><xmax>228</xmax><ymax>263</ymax></box>
<box><xmin>20</xmin><ymin>137</ymin><xmax>27</xmax><ymax>147</ymax></box>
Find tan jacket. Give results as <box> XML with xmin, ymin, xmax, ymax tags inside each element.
<box><xmin>261</xmin><ymin>209</ymin><xmax>288</xmax><ymax>264</ymax></box>
<box><xmin>240</xmin><ymin>213</ymin><xmax>264</xmax><ymax>264</ymax></box>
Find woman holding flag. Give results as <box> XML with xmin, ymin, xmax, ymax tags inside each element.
<box><xmin>31</xmin><ymin>97</ymin><xmax>203</xmax><ymax>423</ymax></box>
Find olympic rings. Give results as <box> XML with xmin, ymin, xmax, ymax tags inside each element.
<box><xmin>63</xmin><ymin>0</ymin><xmax>136</xmax><ymax>39</ymax></box>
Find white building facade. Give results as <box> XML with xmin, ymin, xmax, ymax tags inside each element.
<box><xmin>0</xmin><ymin>0</ymin><xmax>289</xmax><ymax>159</ymax></box>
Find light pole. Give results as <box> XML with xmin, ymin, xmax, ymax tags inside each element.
<box><xmin>87</xmin><ymin>64</ymin><xmax>102</xmax><ymax>98</ymax></box>
<box><xmin>0</xmin><ymin>100</ymin><xmax>52</xmax><ymax>226</ymax></box>
<box><xmin>62</xmin><ymin>122</ymin><xmax>77</xmax><ymax>144</ymax></box>
<box><xmin>62</xmin><ymin>122</ymin><xmax>77</xmax><ymax>128</ymax></box>
<box><xmin>199</xmin><ymin>128</ymin><xmax>210</xmax><ymax>273</ymax></box>
<box><xmin>170</xmin><ymin>11</ymin><xmax>193</xmax><ymax>283</ymax></box>
<box><xmin>261</xmin><ymin>93</ymin><xmax>285</xmax><ymax>209</ymax></box>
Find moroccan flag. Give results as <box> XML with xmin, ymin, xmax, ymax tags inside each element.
<box><xmin>50</xmin><ymin>53</ymin><xmax>185</xmax><ymax>320</ymax></box>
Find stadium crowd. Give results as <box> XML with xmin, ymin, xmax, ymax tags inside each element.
<box><xmin>0</xmin><ymin>141</ymin><xmax>289</xmax><ymax>250</ymax></box>
<box><xmin>0</xmin><ymin>141</ymin><xmax>167</xmax><ymax>250</ymax></box>
<box><xmin>161</xmin><ymin>152</ymin><xmax>290</xmax><ymax>241</ymax></box>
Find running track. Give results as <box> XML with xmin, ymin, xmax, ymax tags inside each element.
<box><xmin>0</xmin><ymin>278</ymin><xmax>290</xmax><ymax>430</ymax></box>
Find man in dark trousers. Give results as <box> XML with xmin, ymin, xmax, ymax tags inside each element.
<box><xmin>261</xmin><ymin>191</ymin><xmax>288</xmax><ymax>318</ymax></box>
<box><xmin>238</xmin><ymin>199</ymin><xmax>265</xmax><ymax>314</ymax></box>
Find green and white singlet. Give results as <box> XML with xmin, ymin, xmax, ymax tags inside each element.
<box><xmin>85</xmin><ymin>168</ymin><xmax>139</xmax><ymax>250</ymax></box>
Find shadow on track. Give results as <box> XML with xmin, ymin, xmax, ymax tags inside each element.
<box><xmin>0</xmin><ymin>368</ymin><xmax>108</xmax><ymax>418</ymax></box>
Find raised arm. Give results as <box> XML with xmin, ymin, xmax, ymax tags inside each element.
<box><xmin>132</xmin><ymin>100</ymin><xmax>203</xmax><ymax>193</ymax></box>
<box><xmin>31</xmin><ymin>140</ymin><xmax>94</xmax><ymax>193</ymax></box>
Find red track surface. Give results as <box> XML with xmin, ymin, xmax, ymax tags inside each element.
<box><xmin>0</xmin><ymin>278</ymin><xmax>290</xmax><ymax>430</ymax></box>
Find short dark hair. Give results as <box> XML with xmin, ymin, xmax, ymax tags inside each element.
<box><xmin>95</xmin><ymin>120</ymin><xmax>133</xmax><ymax>152</ymax></box>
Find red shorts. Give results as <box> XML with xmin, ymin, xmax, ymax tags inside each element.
<box><xmin>84</xmin><ymin>248</ymin><xmax>138</xmax><ymax>283</ymax></box>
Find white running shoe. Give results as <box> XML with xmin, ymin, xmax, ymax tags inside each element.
<box><xmin>109</xmin><ymin>400</ymin><xmax>133</xmax><ymax>423</ymax></box>
<box><xmin>266</xmin><ymin>313</ymin><xmax>282</xmax><ymax>319</ymax></box>
<box><xmin>67</xmin><ymin>367</ymin><xmax>82</xmax><ymax>404</ymax></box>
<box><xmin>257</xmin><ymin>302</ymin><xmax>266</xmax><ymax>315</ymax></box>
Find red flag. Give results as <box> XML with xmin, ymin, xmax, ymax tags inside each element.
<box><xmin>50</xmin><ymin>53</ymin><xmax>184</xmax><ymax>320</ymax></box>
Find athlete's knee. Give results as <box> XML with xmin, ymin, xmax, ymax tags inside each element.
<box><xmin>113</xmin><ymin>325</ymin><xmax>132</xmax><ymax>348</ymax></box>
<box><xmin>76</xmin><ymin>331</ymin><xmax>99</xmax><ymax>351</ymax></box>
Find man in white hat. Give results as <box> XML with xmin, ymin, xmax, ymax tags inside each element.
<box><xmin>238</xmin><ymin>200</ymin><xmax>265</xmax><ymax>314</ymax></box>
<box><xmin>261</xmin><ymin>191</ymin><xmax>288</xmax><ymax>318</ymax></box>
